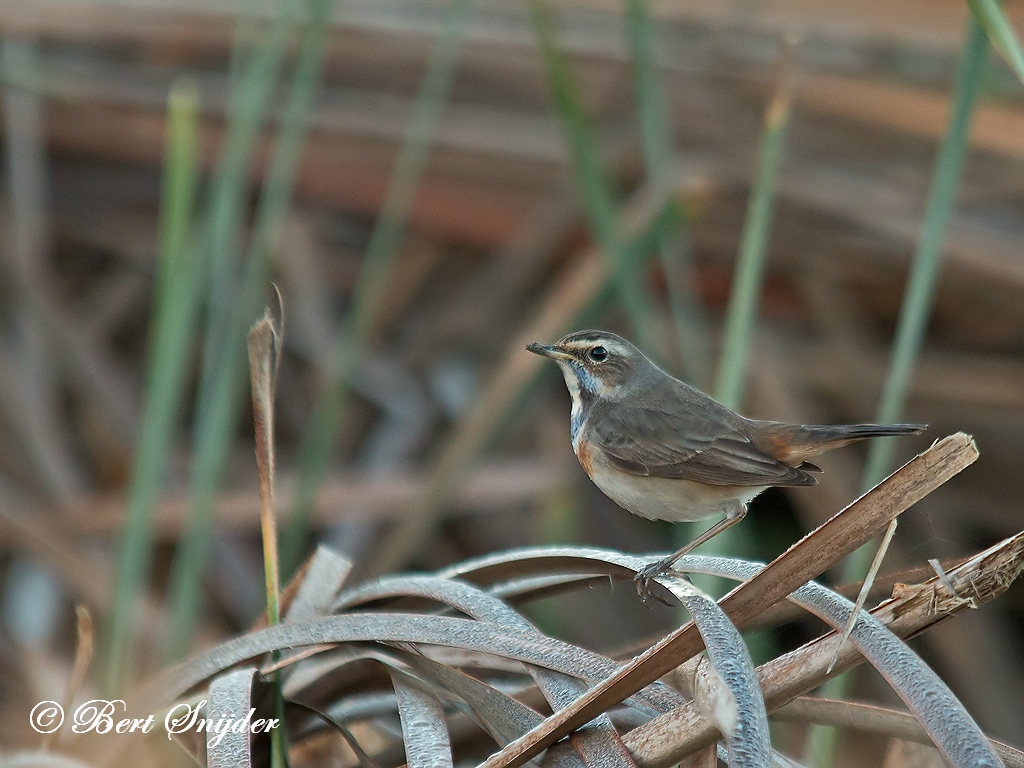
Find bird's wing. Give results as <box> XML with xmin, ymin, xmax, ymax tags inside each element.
<box><xmin>591</xmin><ymin>402</ymin><xmax>816</xmax><ymax>487</ymax></box>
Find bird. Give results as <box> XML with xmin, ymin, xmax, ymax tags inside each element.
<box><xmin>527</xmin><ymin>329</ymin><xmax>926</xmax><ymax>600</ymax></box>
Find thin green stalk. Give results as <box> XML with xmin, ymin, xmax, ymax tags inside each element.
<box><xmin>805</xmin><ymin>18</ymin><xmax>988</xmax><ymax>768</ymax></box>
<box><xmin>530</xmin><ymin>0</ymin><xmax>661</xmax><ymax>356</ymax></box>
<box><xmin>677</xmin><ymin>48</ymin><xmax>793</xmax><ymax>598</ymax></box>
<box><xmin>162</xmin><ymin>0</ymin><xmax>334</xmax><ymax>662</ymax></box>
<box><xmin>204</xmin><ymin>1</ymin><xmax>299</xmax><ymax>335</ymax></box>
<box><xmin>106</xmin><ymin>81</ymin><xmax>202</xmax><ymax>693</ymax></box>
<box><xmin>164</xmin><ymin>4</ymin><xmax>300</xmax><ymax>658</ymax></box>
<box><xmin>624</xmin><ymin>0</ymin><xmax>671</xmax><ymax>173</ymax></box>
<box><xmin>861</xmin><ymin>17</ymin><xmax>988</xmax><ymax>528</ymax></box>
<box><xmin>966</xmin><ymin>0</ymin><xmax>1024</xmax><ymax>84</ymax></box>
<box><xmin>623</xmin><ymin>0</ymin><xmax>710</xmax><ymax>387</ymax></box>
<box><xmin>715</xmin><ymin>72</ymin><xmax>793</xmax><ymax>411</ymax></box>
<box><xmin>227</xmin><ymin>0</ymin><xmax>276</xmax><ymax>94</ymax></box>
<box><xmin>281</xmin><ymin>0</ymin><xmax>470</xmax><ymax>576</ymax></box>
<box><xmin>193</xmin><ymin>0</ymin><xmax>307</xmax><ymax>421</ymax></box>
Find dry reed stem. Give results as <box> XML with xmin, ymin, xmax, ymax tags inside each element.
<box><xmin>57</xmin><ymin>460</ymin><xmax>566</xmax><ymax>538</ymax></box>
<box><xmin>622</xmin><ymin>530</ymin><xmax>1024</xmax><ymax>767</ymax></box>
<box><xmin>248</xmin><ymin>312</ymin><xmax>281</xmax><ymax>623</ymax></box>
<box><xmin>479</xmin><ymin>433</ymin><xmax>978</xmax><ymax>768</ymax></box>
<box><xmin>43</xmin><ymin>606</ymin><xmax>94</xmax><ymax>752</ymax></box>
<box><xmin>773</xmin><ymin>698</ymin><xmax>1024</xmax><ymax>768</ymax></box>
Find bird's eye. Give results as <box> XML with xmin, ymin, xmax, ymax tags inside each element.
<box><xmin>589</xmin><ymin>345</ymin><xmax>609</xmax><ymax>362</ymax></box>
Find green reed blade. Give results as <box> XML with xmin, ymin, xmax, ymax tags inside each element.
<box><xmin>966</xmin><ymin>0</ymin><xmax>1024</xmax><ymax>84</ymax></box>
<box><xmin>623</xmin><ymin>0</ymin><xmax>710</xmax><ymax>386</ymax></box>
<box><xmin>715</xmin><ymin>67</ymin><xmax>793</xmax><ymax>412</ymax></box>
<box><xmin>106</xmin><ymin>81</ymin><xmax>202</xmax><ymax>693</ymax></box>
<box><xmin>530</xmin><ymin>0</ymin><xmax>660</xmax><ymax>356</ymax></box>
<box><xmin>162</xmin><ymin>0</ymin><xmax>334</xmax><ymax>663</ymax></box>
<box><xmin>674</xmin><ymin>46</ymin><xmax>794</xmax><ymax>601</ymax></box>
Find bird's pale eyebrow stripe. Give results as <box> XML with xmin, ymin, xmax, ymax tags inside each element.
<box><xmin>564</xmin><ymin>338</ymin><xmax>628</xmax><ymax>354</ymax></box>
<box><xmin>574</xmin><ymin>339</ymin><xmax>629</xmax><ymax>357</ymax></box>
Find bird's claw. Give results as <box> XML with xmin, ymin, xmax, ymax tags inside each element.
<box><xmin>634</xmin><ymin>561</ymin><xmax>676</xmax><ymax>606</ymax></box>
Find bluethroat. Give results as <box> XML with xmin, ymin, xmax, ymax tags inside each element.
<box><xmin>527</xmin><ymin>329</ymin><xmax>926</xmax><ymax>599</ymax></box>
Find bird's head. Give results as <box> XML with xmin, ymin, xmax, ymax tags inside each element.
<box><xmin>526</xmin><ymin>329</ymin><xmax>656</xmax><ymax>400</ymax></box>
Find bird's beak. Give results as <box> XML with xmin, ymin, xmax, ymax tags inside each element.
<box><xmin>526</xmin><ymin>342</ymin><xmax>573</xmax><ymax>361</ymax></box>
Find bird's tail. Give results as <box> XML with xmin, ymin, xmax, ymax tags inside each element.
<box><xmin>761</xmin><ymin>422</ymin><xmax>927</xmax><ymax>463</ymax></box>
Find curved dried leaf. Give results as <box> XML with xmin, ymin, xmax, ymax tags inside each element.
<box><xmin>490</xmin><ymin>574</ymin><xmax>609</xmax><ymax>604</ymax></box>
<box><xmin>337</xmin><ymin>575</ymin><xmax>639</xmax><ymax>767</ymax></box>
<box><xmin>151</xmin><ymin>614</ymin><xmax>624</xmax><ymax>704</ymax></box>
<box><xmin>449</xmin><ymin>549</ymin><xmax>764</xmax><ymax>766</ymax></box>
<box><xmin>658</xmin><ymin>575</ymin><xmax>769</xmax><ymax>768</ymax></box>
<box><xmin>336</xmin><ymin>574</ymin><xmax>676</xmax><ymax>713</ymax></box>
<box><xmin>279</xmin><ymin>643</ymin><xmax>397</xmax><ymax>697</ymax></box>
<box><xmin>287</xmin><ymin>652</ymin><xmax>450</xmax><ymax>764</ymax></box>
<box><xmin>389</xmin><ymin>670</ymin><xmax>454</xmax><ymax>768</ymax></box>
<box><xmin>336</xmin><ymin>575</ymin><xmax>556</xmax><ymax>634</ymax></box>
<box><xmin>286</xmin><ymin>546</ymin><xmax>353</xmax><ymax>624</ymax></box>
<box><xmin>437</xmin><ymin>546</ymin><xmax>634</xmax><ymax>586</ymax></box>
<box><xmin>393</xmin><ymin>648</ymin><xmax>546</xmax><ymax>744</ymax></box>
<box><xmin>150</xmin><ymin>610</ymin><xmax>661</xmax><ymax>768</ymax></box>
<box><xmin>322</xmin><ymin>690</ymin><xmax>400</xmax><ymax>723</ymax></box>
<box><xmin>206</xmin><ymin>667</ymin><xmax>258</xmax><ymax>768</ymax></box>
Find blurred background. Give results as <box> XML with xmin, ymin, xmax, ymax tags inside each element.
<box><xmin>0</xmin><ymin>0</ymin><xmax>1022</xmax><ymax>763</ymax></box>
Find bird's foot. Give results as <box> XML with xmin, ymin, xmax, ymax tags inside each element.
<box><xmin>634</xmin><ymin>559</ymin><xmax>678</xmax><ymax>605</ymax></box>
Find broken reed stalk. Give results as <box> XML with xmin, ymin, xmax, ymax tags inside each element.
<box><xmin>248</xmin><ymin>312</ymin><xmax>280</xmax><ymax>625</ymax></box>
<box><xmin>246</xmin><ymin>311</ymin><xmax>286</xmax><ymax>768</ymax></box>
<box><xmin>478</xmin><ymin>432</ymin><xmax>978</xmax><ymax>768</ymax></box>
<box><xmin>622</xmin><ymin>529</ymin><xmax>1024</xmax><ymax>767</ymax></box>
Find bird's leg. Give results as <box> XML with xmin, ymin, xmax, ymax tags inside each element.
<box><xmin>635</xmin><ymin>501</ymin><xmax>747</xmax><ymax>603</ymax></box>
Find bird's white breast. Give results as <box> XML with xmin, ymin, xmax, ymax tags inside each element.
<box><xmin>585</xmin><ymin>456</ymin><xmax>764</xmax><ymax>523</ymax></box>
